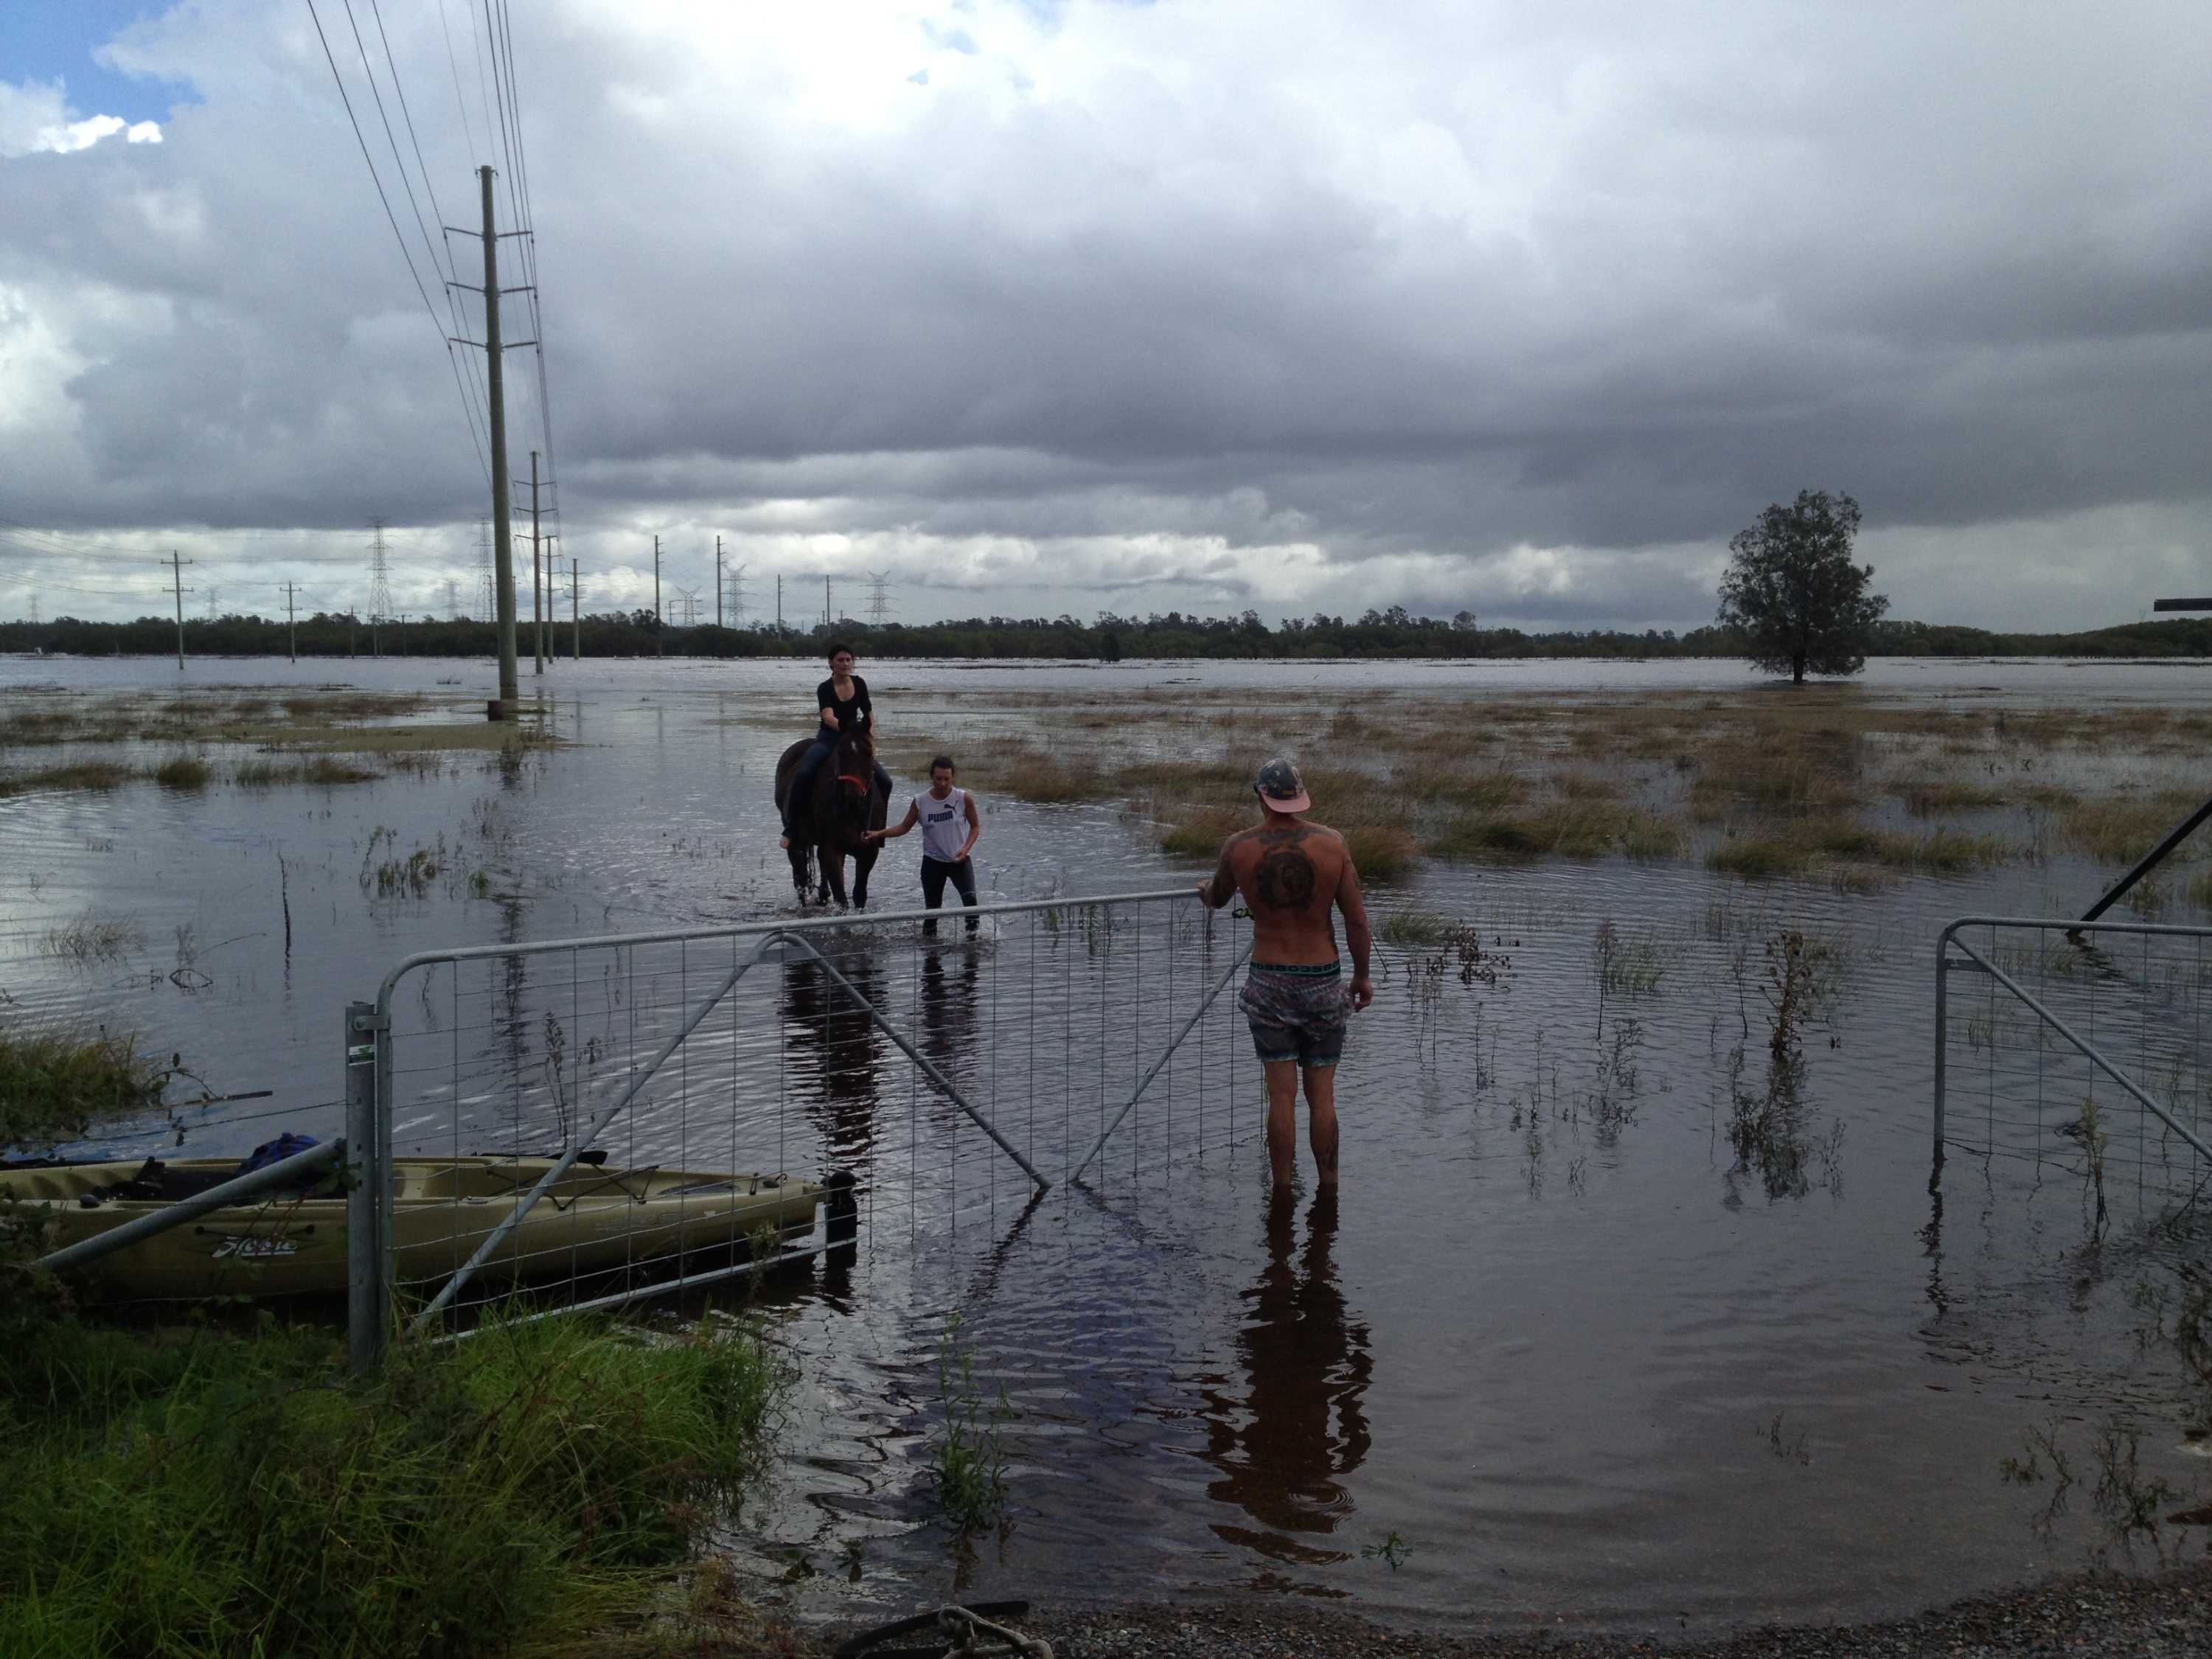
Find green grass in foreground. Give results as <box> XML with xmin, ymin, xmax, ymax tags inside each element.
<box><xmin>0</xmin><ymin>1311</ymin><xmax>785</xmax><ymax>1659</ymax></box>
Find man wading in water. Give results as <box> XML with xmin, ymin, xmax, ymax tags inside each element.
<box><xmin>1197</xmin><ymin>759</ymin><xmax>1374</xmax><ymax>1190</ymax></box>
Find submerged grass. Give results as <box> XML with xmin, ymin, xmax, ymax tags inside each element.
<box><xmin>2059</xmin><ymin>792</ymin><xmax>2204</xmax><ymax>863</ymax></box>
<box><xmin>1428</xmin><ymin>800</ymin><xmax>1683</xmax><ymax>862</ymax></box>
<box><xmin>0</xmin><ymin>760</ymin><xmax>133</xmax><ymax>797</ymax></box>
<box><xmin>0</xmin><ymin>1026</ymin><xmax>163</xmax><ymax>1150</ymax></box>
<box><xmin>1708</xmin><ymin>820</ymin><xmax>2011</xmax><ymax>879</ymax></box>
<box><xmin>0</xmin><ymin>1312</ymin><xmax>785</xmax><ymax>1659</ymax></box>
<box><xmin>153</xmin><ymin>753</ymin><xmax>211</xmax><ymax>790</ymax></box>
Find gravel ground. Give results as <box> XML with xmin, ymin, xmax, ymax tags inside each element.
<box><xmin>820</xmin><ymin>1568</ymin><xmax>2212</xmax><ymax>1659</ymax></box>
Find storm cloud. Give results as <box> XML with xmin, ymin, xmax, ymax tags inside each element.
<box><xmin>2</xmin><ymin>0</ymin><xmax>2208</xmax><ymax>630</ymax></box>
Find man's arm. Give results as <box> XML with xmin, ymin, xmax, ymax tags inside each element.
<box><xmin>1335</xmin><ymin>846</ymin><xmax>1374</xmax><ymax>1009</ymax></box>
<box><xmin>1197</xmin><ymin>838</ymin><xmax>1241</xmax><ymax>908</ymax></box>
<box><xmin>955</xmin><ymin>793</ymin><xmax>981</xmax><ymax>860</ymax></box>
<box><xmin>865</xmin><ymin>800</ymin><xmax>921</xmax><ymax>842</ymax></box>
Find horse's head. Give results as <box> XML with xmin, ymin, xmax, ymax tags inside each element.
<box><xmin>828</xmin><ymin>729</ymin><xmax>876</xmax><ymax>829</ymax></box>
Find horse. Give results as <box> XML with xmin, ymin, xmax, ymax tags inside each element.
<box><xmin>775</xmin><ymin>727</ymin><xmax>889</xmax><ymax>908</ymax></box>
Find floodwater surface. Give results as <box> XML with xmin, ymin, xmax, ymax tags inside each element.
<box><xmin>4</xmin><ymin>652</ymin><xmax>2211</xmax><ymax>1638</ymax></box>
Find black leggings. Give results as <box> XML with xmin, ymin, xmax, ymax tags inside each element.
<box><xmin>920</xmin><ymin>856</ymin><xmax>978</xmax><ymax>932</ymax></box>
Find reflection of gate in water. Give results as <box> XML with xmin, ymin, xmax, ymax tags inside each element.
<box><xmin>348</xmin><ymin>889</ymin><xmax>1256</xmax><ymax>1364</ymax></box>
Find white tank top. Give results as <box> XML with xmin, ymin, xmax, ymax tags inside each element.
<box><xmin>917</xmin><ymin>787</ymin><xmax>968</xmax><ymax>862</ymax></box>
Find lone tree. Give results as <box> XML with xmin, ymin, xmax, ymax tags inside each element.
<box><xmin>1716</xmin><ymin>490</ymin><xmax>1888</xmax><ymax>684</ymax></box>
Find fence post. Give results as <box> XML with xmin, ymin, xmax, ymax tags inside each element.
<box><xmin>346</xmin><ymin>1000</ymin><xmax>388</xmax><ymax>1374</ymax></box>
<box><xmin>1931</xmin><ymin>928</ymin><xmax>1949</xmax><ymax>1195</ymax></box>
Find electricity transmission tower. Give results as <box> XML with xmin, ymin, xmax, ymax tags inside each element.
<box><xmin>728</xmin><ymin>562</ymin><xmax>748</xmax><ymax>627</ymax></box>
<box><xmin>864</xmin><ymin>569</ymin><xmax>894</xmax><ymax>627</ymax></box>
<box><xmin>367</xmin><ymin>517</ymin><xmax>392</xmax><ymax>655</ymax></box>
<box><xmin>675</xmin><ymin>585</ymin><xmax>701</xmax><ymax>627</ymax></box>
<box><xmin>444</xmin><ymin>579</ymin><xmax>460</xmax><ymax>622</ymax></box>
<box><xmin>203</xmin><ymin>584</ymin><xmax>220</xmax><ymax>620</ymax></box>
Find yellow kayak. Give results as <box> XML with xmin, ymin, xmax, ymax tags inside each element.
<box><xmin>4</xmin><ymin>1154</ymin><xmax>824</xmax><ymax>1301</ymax></box>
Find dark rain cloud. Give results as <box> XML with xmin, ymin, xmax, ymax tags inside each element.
<box><xmin>1</xmin><ymin>0</ymin><xmax>2209</xmax><ymax>630</ymax></box>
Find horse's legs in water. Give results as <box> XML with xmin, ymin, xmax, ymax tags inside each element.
<box><xmin>852</xmin><ymin>841</ymin><xmax>878</xmax><ymax>909</ymax></box>
<box><xmin>787</xmin><ymin>843</ymin><xmax>812</xmax><ymax>903</ymax></box>
<box><xmin>821</xmin><ymin>848</ymin><xmax>849</xmax><ymax>908</ymax></box>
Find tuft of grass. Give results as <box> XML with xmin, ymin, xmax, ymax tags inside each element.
<box><xmin>1892</xmin><ymin>778</ymin><xmax>2007</xmax><ymax>816</ymax></box>
<box><xmin>0</xmin><ymin>1311</ymin><xmax>785</xmax><ymax>1658</ymax></box>
<box><xmin>38</xmin><ymin>915</ymin><xmax>142</xmax><ymax>966</ymax></box>
<box><xmin>1429</xmin><ymin>801</ymin><xmax>1683</xmax><ymax>862</ymax></box>
<box><xmin>1343</xmin><ymin>823</ymin><xmax>1418</xmax><ymax>883</ymax></box>
<box><xmin>0</xmin><ymin>760</ymin><xmax>133</xmax><ymax>797</ymax></box>
<box><xmin>153</xmin><ymin>754</ymin><xmax>211</xmax><ymax>790</ymax></box>
<box><xmin>930</xmin><ymin>1313</ymin><xmax>1009</xmax><ymax>1535</ymax></box>
<box><xmin>1159</xmin><ymin>806</ymin><xmax>1247</xmax><ymax>858</ymax></box>
<box><xmin>2059</xmin><ymin>793</ymin><xmax>2205</xmax><ymax>864</ymax></box>
<box><xmin>1378</xmin><ymin>909</ymin><xmax>1451</xmax><ymax>947</ymax></box>
<box><xmin>1707</xmin><ymin>835</ymin><xmax>1814</xmax><ymax>879</ymax></box>
<box><xmin>0</xmin><ymin>1026</ymin><xmax>164</xmax><ymax>1150</ymax></box>
<box><xmin>233</xmin><ymin>758</ymin><xmax>292</xmax><ymax>787</ymax></box>
<box><xmin>299</xmin><ymin>755</ymin><xmax>380</xmax><ymax>786</ymax></box>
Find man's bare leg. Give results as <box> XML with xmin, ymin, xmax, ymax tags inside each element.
<box><xmin>1262</xmin><ymin>1059</ymin><xmax>1301</xmax><ymax>1188</ymax></box>
<box><xmin>1302</xmin><ymin>1063</ymin><xmax>1340</xmax><ymax>1189</ymax></box>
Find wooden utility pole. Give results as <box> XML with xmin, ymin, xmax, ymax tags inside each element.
<box><xmin>824</xmin><ymin>575</ymin><xmax>831</xmax><ymax>630</ymax></box>
<box><xmin>282</xmin><ymin>580</ymin><xmax>299</xmax><ymax>662</ymax></box>
<box><xmin>776</xmin><ymin>574</ymin><xmax>783</xmax><ymax>633</ymax></box>
<box><xmin>482</xmin><ymin>167</ymin><xmax>519</xmax><ymax>710</ymax></box>
<box><xmin>714</xmin><ymin>535</ymin><xmax>723</xmax><ymax>629</ymax></box>
<box><xmin>571</xmin><ymin>556</ymin><xmax>580</xmax><ymax>659</ymax></box>
<box><xmin>530</xmin><ymin>450</ymin><xmax>543</xmax><ymax>675</ymax></box>
<box><xmin>169</xmin><ymin>549</ymin><xmax>189</xmax><ymax>670</ymax></box>
<box><xmin>653</xmin><ymin>534</ymin><xmax>662</xmax><ymax>655</ymax></box>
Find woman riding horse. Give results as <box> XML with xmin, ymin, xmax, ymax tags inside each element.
<box><xmin>781</xmin><ymin>642</ymin><xmax>894</xmax><ymax>847</ymax></box>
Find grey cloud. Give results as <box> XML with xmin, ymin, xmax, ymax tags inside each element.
<box><xmin>2</xmin><ymin>0</ymin><xmax>2210</xmax><ymax>632</ymax></box>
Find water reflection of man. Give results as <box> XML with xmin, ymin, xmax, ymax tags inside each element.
<box><xmin>918</xmin><ymin>946</ymin><xmax>981</xmax><ymax>1072</ymax></box>
<box><xmin>779</xmin><ymin>953</ymin><xmax>886</xmax><ymax>1163</ymax></box>
<box><xmin>1198</xmin><ymin>1190</ymin><xmax>1372</xmax><ymax>1562</ymax></box>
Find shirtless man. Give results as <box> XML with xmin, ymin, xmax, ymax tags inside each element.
<box><xmin>1197</xmin><ymin>759</ymin><xmax>1374</xmax><ymax>1190</ymax></box>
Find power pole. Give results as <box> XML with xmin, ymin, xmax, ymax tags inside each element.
<box><xmin>824</xmin><ymin>575</ymin><xmax>832</xmax><ymax>631</ymax></box>
<box><xmin>571</xmin><ymin>556</ymin><xmax>580</xmax><ymax>659</ymax></box>
<box><xmin>714</xmin><ymin>535</ymin><xmax>723</xmax><ymax>629</ymax></box>
<box><xmin>476</xmin><ymin>517</ymin><xmax>493</xmax><ymax>620</ymax></box>
<box><xmin>169</xmin><ymin>549</ymin><xmax>191</xmax><ymax>670</ymax></box>
<box><xmin>529</xmin><ymin>450</ymin><xmax>543</xmax><ymax>675</ymax></box>
<box><xmin>367</xmin><ymin>516</ymin><xmax>391</xmax><ymax>657</ymax></box>
<box><xmin>446</xmin><ymin>165</ymin><xmax>521</xmax><ymax>710</ymax></box>
<box><xmin>653</xmin><ymin>534</ymin><xmax>662</xmax><ymax>655</ymax></box>
<box><xmin>282</xmin><ymin>580</ymin><xmax>299</xmax><ymax>662</ymax></box>
<box><xmin>776</xmin><ymin>574</ymin><xmax>783</xmax><ymax>633</ymax></box>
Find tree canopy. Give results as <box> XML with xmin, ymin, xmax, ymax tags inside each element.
<box><xmin>1715</xmin><ymin>490</ymin><xmax>1889</xmax><ymax>683</ymax></box>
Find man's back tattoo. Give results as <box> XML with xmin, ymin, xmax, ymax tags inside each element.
<box><xmin>1253</xmin><ymin>845</ymin><xmax>1317</xmax><ymax>909</ymax></box>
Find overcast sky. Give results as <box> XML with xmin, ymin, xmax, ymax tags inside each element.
<box><xmin>1</xmin><ymin>0</ymin><xmax>2208</xmax><ymax>633</ymax></box>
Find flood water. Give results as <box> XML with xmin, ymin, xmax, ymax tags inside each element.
<box><xmin>5</xmin><ymin>650</ymin><xmax>2211</xmax><ymax>1638</ymax></box>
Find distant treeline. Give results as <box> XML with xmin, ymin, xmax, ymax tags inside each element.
<box><xmin>3</xmin><ymin>608</ymin><xmax>2210</xmax><ymax>663</ymax></box>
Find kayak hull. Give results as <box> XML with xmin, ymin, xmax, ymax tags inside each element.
<box><xmin>4</xmin><ymin>1156</ymin><xmax>824</xmax><ymax>1301</ymax></box>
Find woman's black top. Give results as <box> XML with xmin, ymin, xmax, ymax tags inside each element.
<box><xmin>816</xmin><ymin>675</ymin><xmax>872</xmax><ymax>737</ymax></box>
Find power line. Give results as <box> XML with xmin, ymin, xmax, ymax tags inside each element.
<box><xmin>302</xmin><ymin>0</ymin><xmax>490</xmax><ymax>485</ymax></box>
<box><xmin>358</xmin><ymin>0</ymin><xmax>493</xmax><ymax>466</ymax></box>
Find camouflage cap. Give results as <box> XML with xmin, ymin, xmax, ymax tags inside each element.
<box><xmin>1253</xmin><ymin>757</ymin><xmax>1311</xmax><ymax>814</ymax></box>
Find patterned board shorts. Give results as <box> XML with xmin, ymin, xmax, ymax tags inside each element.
<box><xmin>1238</xmin><ymin>961</ymin><xmax>1350</xmax><ymax>1068</ymax></box>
